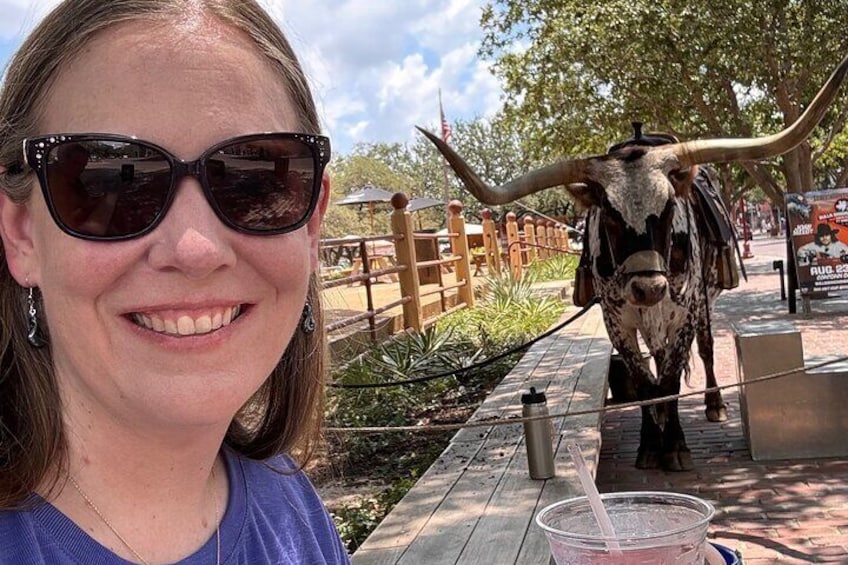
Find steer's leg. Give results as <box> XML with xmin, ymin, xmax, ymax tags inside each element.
<box><xmin>660</xmin><ymin>397</ymin><xmax>693</xmax><ymax>471</ymax></box>
<box><xmin>697</xmin><ymin>246</ymin><xmax>728</xmax><ymax>422</ymax></box>
<box><xmin>636</xmin><ymin>403</ymin><xmax>663</xmax><ymax>469</ymax></box>
<box><xmin>657</xmin><ymin>342</ymin><xmax>695</xmax><ymax>472</ymax></box>
<box><xmin>697</xmin><ymin>319</ymin><xmax>727</xmax><ymax>422</ymax></box>
<box><xmin>601</xmin><ymin>311</ymin><xmax>663</xmax><ymax>469</ymax></box>
<box><xmin>614</xmin><ymin>336</ymin><xmax>661</xmax><ymax>469</ymax></box>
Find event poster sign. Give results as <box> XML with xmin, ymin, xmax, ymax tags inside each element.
<box><xmin>786</xmin><ymin>187</ymin><xmax>848</xmax><ymax>294</ymax></box>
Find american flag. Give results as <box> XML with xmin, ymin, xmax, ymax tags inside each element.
<box><xmin>439</xmin><ymin>90</ymin><xmax>452</xmax><ymax>144</ymax></box>
<box><xmin>441</xmin><ymin>112</ymin><xmax>452</xmax><ymax>143</ymax></box>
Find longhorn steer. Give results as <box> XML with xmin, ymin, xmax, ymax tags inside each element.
<box><xmin>419</xmin><ymin>54</ymin><xmax>848</xmax><ymax>471</ymax></box>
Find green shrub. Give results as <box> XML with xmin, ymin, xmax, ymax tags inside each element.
<box><xmin>331</xmin><ymin>477</ymin><xmax>418</xmax><ymax>553</ymax></box>
<box><xmin>323</xmin><ymin>270</ymin><xmax>568</xmax><ymax>551</ymax></box>
<box><xmin>525</xmin><ymin>253</ymin><xmax>578</xmax><ymax>282</ymax></box>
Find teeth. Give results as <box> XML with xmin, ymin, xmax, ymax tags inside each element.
<box><xmin>177</xmin><ymin>316</ymin><xmax>194</xmax><ymax>335</ymax></box>
<box><xmin>195</xmin><ymin>315</ymin><xmax>212</xmax><ymax>333</ymax></box>
<box><xmin>132</xmin><ymin>305</ymin><xmax>242</xmax><ymax>336</ymax></box>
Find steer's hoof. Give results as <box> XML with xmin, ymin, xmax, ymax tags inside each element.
<box><xmin>706</xmin><ymin>405</ymin><xmax>728</xmax><ymax>422</ymax></box>
<box><xmin>662</xmin><ymin>447</ymin><xmax>694</xmax><ymax>472</ymax></box>
<box><xmin>635</xmin><ymin>448</ymin><xmax>661</xmax><ymax>469</ymax></box>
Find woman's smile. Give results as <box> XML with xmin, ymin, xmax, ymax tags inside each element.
<box><xmin>130</xmin><ymin>304</ymin><xmax>243</xmax><ymax>336</ymax></box>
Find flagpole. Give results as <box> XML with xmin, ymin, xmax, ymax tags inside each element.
<box><xmin>438</xmin><ymin>89</ymin><xmax>452</xmax><ymax>217</ymax></box>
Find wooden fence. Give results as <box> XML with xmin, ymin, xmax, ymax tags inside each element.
<box><xmin>321</xmin><ymin>193</ymin><xmax>575</xmax><ymax>341</ymax></box>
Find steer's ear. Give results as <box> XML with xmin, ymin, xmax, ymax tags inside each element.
<box><xmin>668</xmin><ymin>165</ymin><xmax>698</xmax><ymax>197</ymax></box>
<box><xmin>566</xmin><ymin>182</ymin><xmax>604</xmax><ymax>211</ymax></box>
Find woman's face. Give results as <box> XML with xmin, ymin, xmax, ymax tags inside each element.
<box><xmin>1</xmin><ymin>18</ymin><xmax>327</xmax><ymax>431</ymax></box>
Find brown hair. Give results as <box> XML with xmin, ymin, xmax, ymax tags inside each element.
<box><xmin>0</xmin><ymin>0</ymin><xmax>326</xmax><ymax>508</ymax></box>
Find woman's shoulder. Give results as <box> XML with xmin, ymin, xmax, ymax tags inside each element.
<box><xmin>0</xmin><ymin>507</ymin><xmax>38</xmax><ymax>561</ymax></box>
<box><xmin>233</xmin><ymin>452</ymin><xmax>307</xmax><ymax>491</ymax></box>
<box><xmin>223</xmin><ymin>450</ymin><xmax>350</xmax><ymax>564</ymax></box>
<box><xmin>0</xmin><ymin>501</ymin><xmax>81</xmax><ymax>563</ymax></box>
<box><xmin>235</xmin><ymin>452</ymin><xmax>327</xmax><ymax>516</ymax></box>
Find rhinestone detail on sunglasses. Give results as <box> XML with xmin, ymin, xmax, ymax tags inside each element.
<box><xmin>23</xmin><ymin>132</ymin><xmax>330</xmax><ymax>241</ymax></box>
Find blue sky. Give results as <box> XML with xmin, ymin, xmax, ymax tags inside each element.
<box><xmin>0</xmin><ymin>0</ymin><xmax>506</xmax><ymax>155</ymax></box>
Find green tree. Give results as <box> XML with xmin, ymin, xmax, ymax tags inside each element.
<box><xmin>480</xmin><ymin>0</ymin><xmax>848</xmax><ymax>205</ymax></box>
<box><xmin>324</xmin><ymin>115</ymin><xmax>579</xmax><ymax>240</ymax></box>
<box><xmin>325</xmin><ymin>145</ymin><xmax>415</xmax><ymax>236</ymax></box>
<box><xmin>414</xmin><ymin>114</ymin><xmax>575</xmax><ymax>223</ymax></box>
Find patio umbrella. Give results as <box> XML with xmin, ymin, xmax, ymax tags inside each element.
<box><xmin>334</xmin><ymin>184</ymin><xmax>394</xmax><ymax>233</ymax></box>
<box><xmin>407</xmin><ymin>197</ymin><xmax>445</xmax><ymax>230</ymax></box>
<box><xmin>407</xmin><ymin>196</ymin><xmax>444</xmax><ymax>212</ymax></box>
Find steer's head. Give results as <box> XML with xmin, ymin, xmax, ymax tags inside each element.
<box><xmin>567</xmin><ymin>125</ymin><xmax>691</xmax><ymax>306</ymax></box>
<box><xmin>418</xmin><ymin>53</ymin><xmax>848</xmax><ymax>305</ymax></box>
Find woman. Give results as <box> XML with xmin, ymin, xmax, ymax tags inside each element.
<box><xmin>0</xmin><ymin>0</ymin><xmax>348</xmax><ymax>563</ymax></box>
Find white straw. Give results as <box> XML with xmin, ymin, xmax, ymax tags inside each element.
<box><xmin>567</xmin><ymin>443</ymin><xmax>622</xmax><ymax>556</ymax></box>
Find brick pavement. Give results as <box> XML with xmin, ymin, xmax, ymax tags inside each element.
<box><xmin>594</xmin><ymin>236</ymin><xmax>848</xmax><ymax>564</ymax></box>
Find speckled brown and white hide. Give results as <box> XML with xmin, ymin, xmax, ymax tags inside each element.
<box><xmin>579</xmin><ymin>165</ymin><xmax>726</xmax><ymax>472</ymax></box>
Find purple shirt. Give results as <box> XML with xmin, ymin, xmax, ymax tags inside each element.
<box><xmin>0</xmin><ymin>449</ymin><xmax>350</xmax><ymax>564</ymax></box>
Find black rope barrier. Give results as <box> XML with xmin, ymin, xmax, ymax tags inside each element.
<box><xmin>328</xmin><ymin>297</ymin><xmax>599</xmax><ymax>389</ymax></box>
<box><xmin>326</xmin><ymin>355</ymin><xmax>848</xmax><ymax>433</ymax></box>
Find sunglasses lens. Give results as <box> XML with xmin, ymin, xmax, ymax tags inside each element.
<box><xmin>44</xmin><ymin>140</ymin><xmax>170</xmax><ymax>238</ymax></box>
<box><xmin>205</xmin><ymin>138</ymin><xmax>317</xmax><ymax>232</ymax></box>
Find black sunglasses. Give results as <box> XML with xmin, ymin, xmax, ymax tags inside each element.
<box><xmin>22</xmin><ymin>132</ymin><xmax>330</xmax><ymax>241</ymax></box>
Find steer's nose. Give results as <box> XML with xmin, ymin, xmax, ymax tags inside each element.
<box><xmin>628</xmin><ymin>275</ymin><xmax>668</xmax><ymax>306</ymax></box>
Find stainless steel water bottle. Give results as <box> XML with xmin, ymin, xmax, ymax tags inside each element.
<box><xmin>521</xmin><ymin>386</ymin><xmax>555</xmax><ymax>479</ymax></box>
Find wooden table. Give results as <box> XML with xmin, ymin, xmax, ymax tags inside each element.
<box><xmin>349</xmin><ymin>254</ymin><xmax>398</xmax><ymax>284</ymax></box>
<box><xmin>471</xmin><ymin>253</ymin><xmax>486</xmax><ymax>276</ymax></box>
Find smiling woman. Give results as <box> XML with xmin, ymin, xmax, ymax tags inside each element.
<box><xmin>0</xmin><ymin>1</ymin><xmax>349</xmax><ymax>564</ymax></box>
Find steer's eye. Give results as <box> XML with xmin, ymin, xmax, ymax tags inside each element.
<box><xmin>668</xmin><ymin>168</ymin><xmax>696</xmax><ymax>193</ymax></box>
<box><xmin>669</xmin><ymin>233</ymin><xmax>690</xmax><ymax>273</ymax></box>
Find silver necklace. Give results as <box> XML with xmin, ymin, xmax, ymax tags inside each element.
<box><xmin>68</xmin><ymin>471</ymin><xmax>221</xmax><ymax>565</ymax></box>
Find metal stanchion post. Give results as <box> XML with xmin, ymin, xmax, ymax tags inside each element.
<box><xmin>772</xmin><ymin>259</ymin><xmax>786</xmax><ymax>301</ymax></box>
<box><xmin>740</xmin><ymin>199</ymin><xmax>754</xmax><ymax>258</ymax></box>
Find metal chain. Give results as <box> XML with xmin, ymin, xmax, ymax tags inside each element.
<box><xmin>69</xmin><ymin>476</ymin><xmax>151</xmax><ymax>565</ymax></box>
<box><xmin>69</xmin><ymin>467</ymin><xmax>221</xmax><ymax>565</ymax></box>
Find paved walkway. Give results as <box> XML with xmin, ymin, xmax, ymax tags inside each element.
<box><xmin>594</xmin><ymin>235</ymin><xmax>848</xmax><ymax>564</ymax></box>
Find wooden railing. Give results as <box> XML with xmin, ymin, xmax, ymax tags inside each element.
<box><xmin>480</xmin><ymin>208</ymin><xmax>575</xmax><ymax>279</ymax></box>
<box><xmin>321</xmin><ymin>233</ymin><xmax>408</xmax><ymax>342</ymax></box>
<box><xmin>320</xmin><ymin>193</ymin><xmax>475</xmax><ymax>339</ymax></box>
<box><xmin>321</xmin><ymin>196</ymin><xmax>576</xmax><ymax>341</ymax></box>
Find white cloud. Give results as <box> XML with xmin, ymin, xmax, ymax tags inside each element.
<box><xmin>0</xmin><ymin>0</ymin><xmax>61</xmax><ymax>39</ymax></box>
<box><xmin>0</xmin><ymin>0</ymin><xmax>506</xmax><ymax>154</ymax></box>
<box><xmin>271</xmin><ymin>0</ymin><xmax>505</xmax><ymax>151</ymax></box>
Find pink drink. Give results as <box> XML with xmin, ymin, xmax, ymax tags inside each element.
<box><xmin>536</xmin><ymin>492</ymin><xmax>715</xmax><ymax>565</ymax></box>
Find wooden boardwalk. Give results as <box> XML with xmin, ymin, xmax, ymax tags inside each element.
<box><xmin>352</xmin><ymin>304</ymin><xmax>612</xmax><ymax>565</ymax></box>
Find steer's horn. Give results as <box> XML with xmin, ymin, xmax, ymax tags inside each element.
<box><xmin>675</xmin><ymin>53</ymin><xmax>848</xmax><ymax>167</ymax></box>
<box><xmin>416</xmin><ymin>126</ymin><xmax>590</xmax><ymax>205</ymax></box>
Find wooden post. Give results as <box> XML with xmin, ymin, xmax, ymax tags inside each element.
<box><xmin>481</xmin><ymin>208</ymin><xmax>501</xmax><ymax>273</ymax></box>
<box><xmin>523</xmin><ymin>215</ymin><xmax>537</xmax><ymax>264</ymax></box>
<box><xmin>546</xmin><ymin>221</ymin><xmax>557</xmax><ymax>256</ymax></box>
<box><xmin>448</xmin><ymin>200</ymin><xmax>475</xmax><ymax>308</ymax></box>
<box><xmin>391</xmin><ymin>192</ymin><xmax>422</xmax><ymax>331</ymax></box>
<box><xmin>560</xmin><ymin>223</ymin><xmax>572</xmax><ymax>252</ymax></box>
<box><xmin>536</xmin><ymin>218</ymin><xmax>548</xmax><ymax>259</ymax></box>
<box><xmin>505</xmin><ymin>212</ymin><xmax>522</xmax><ymax>278</ymax></box>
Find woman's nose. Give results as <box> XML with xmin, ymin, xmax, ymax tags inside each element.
<box><xmin>146</xmin><ymin>178</ymin><xmax>237</xmax><ymax>278</ymax></box>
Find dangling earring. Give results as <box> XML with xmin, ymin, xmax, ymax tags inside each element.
<box><xmin>300</xmin><ymin>301</ymin><xmax>316</xmax><ymax>334</ymax></box>
<box><xmin>26</xmin><ymin>285</ymin><xmax>47</xmax><ymax>348</ymax></box>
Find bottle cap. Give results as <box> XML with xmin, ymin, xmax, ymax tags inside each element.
<box><xmin>521</xmin><ymin>386</ymin><xmax>547</xmax><ymax>404</ymax></box>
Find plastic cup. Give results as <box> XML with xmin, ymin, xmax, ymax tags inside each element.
<box><xmin>536</xmin><ymin>491</ymin><xmax>715</xmax><ymax>565</ymax></box>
